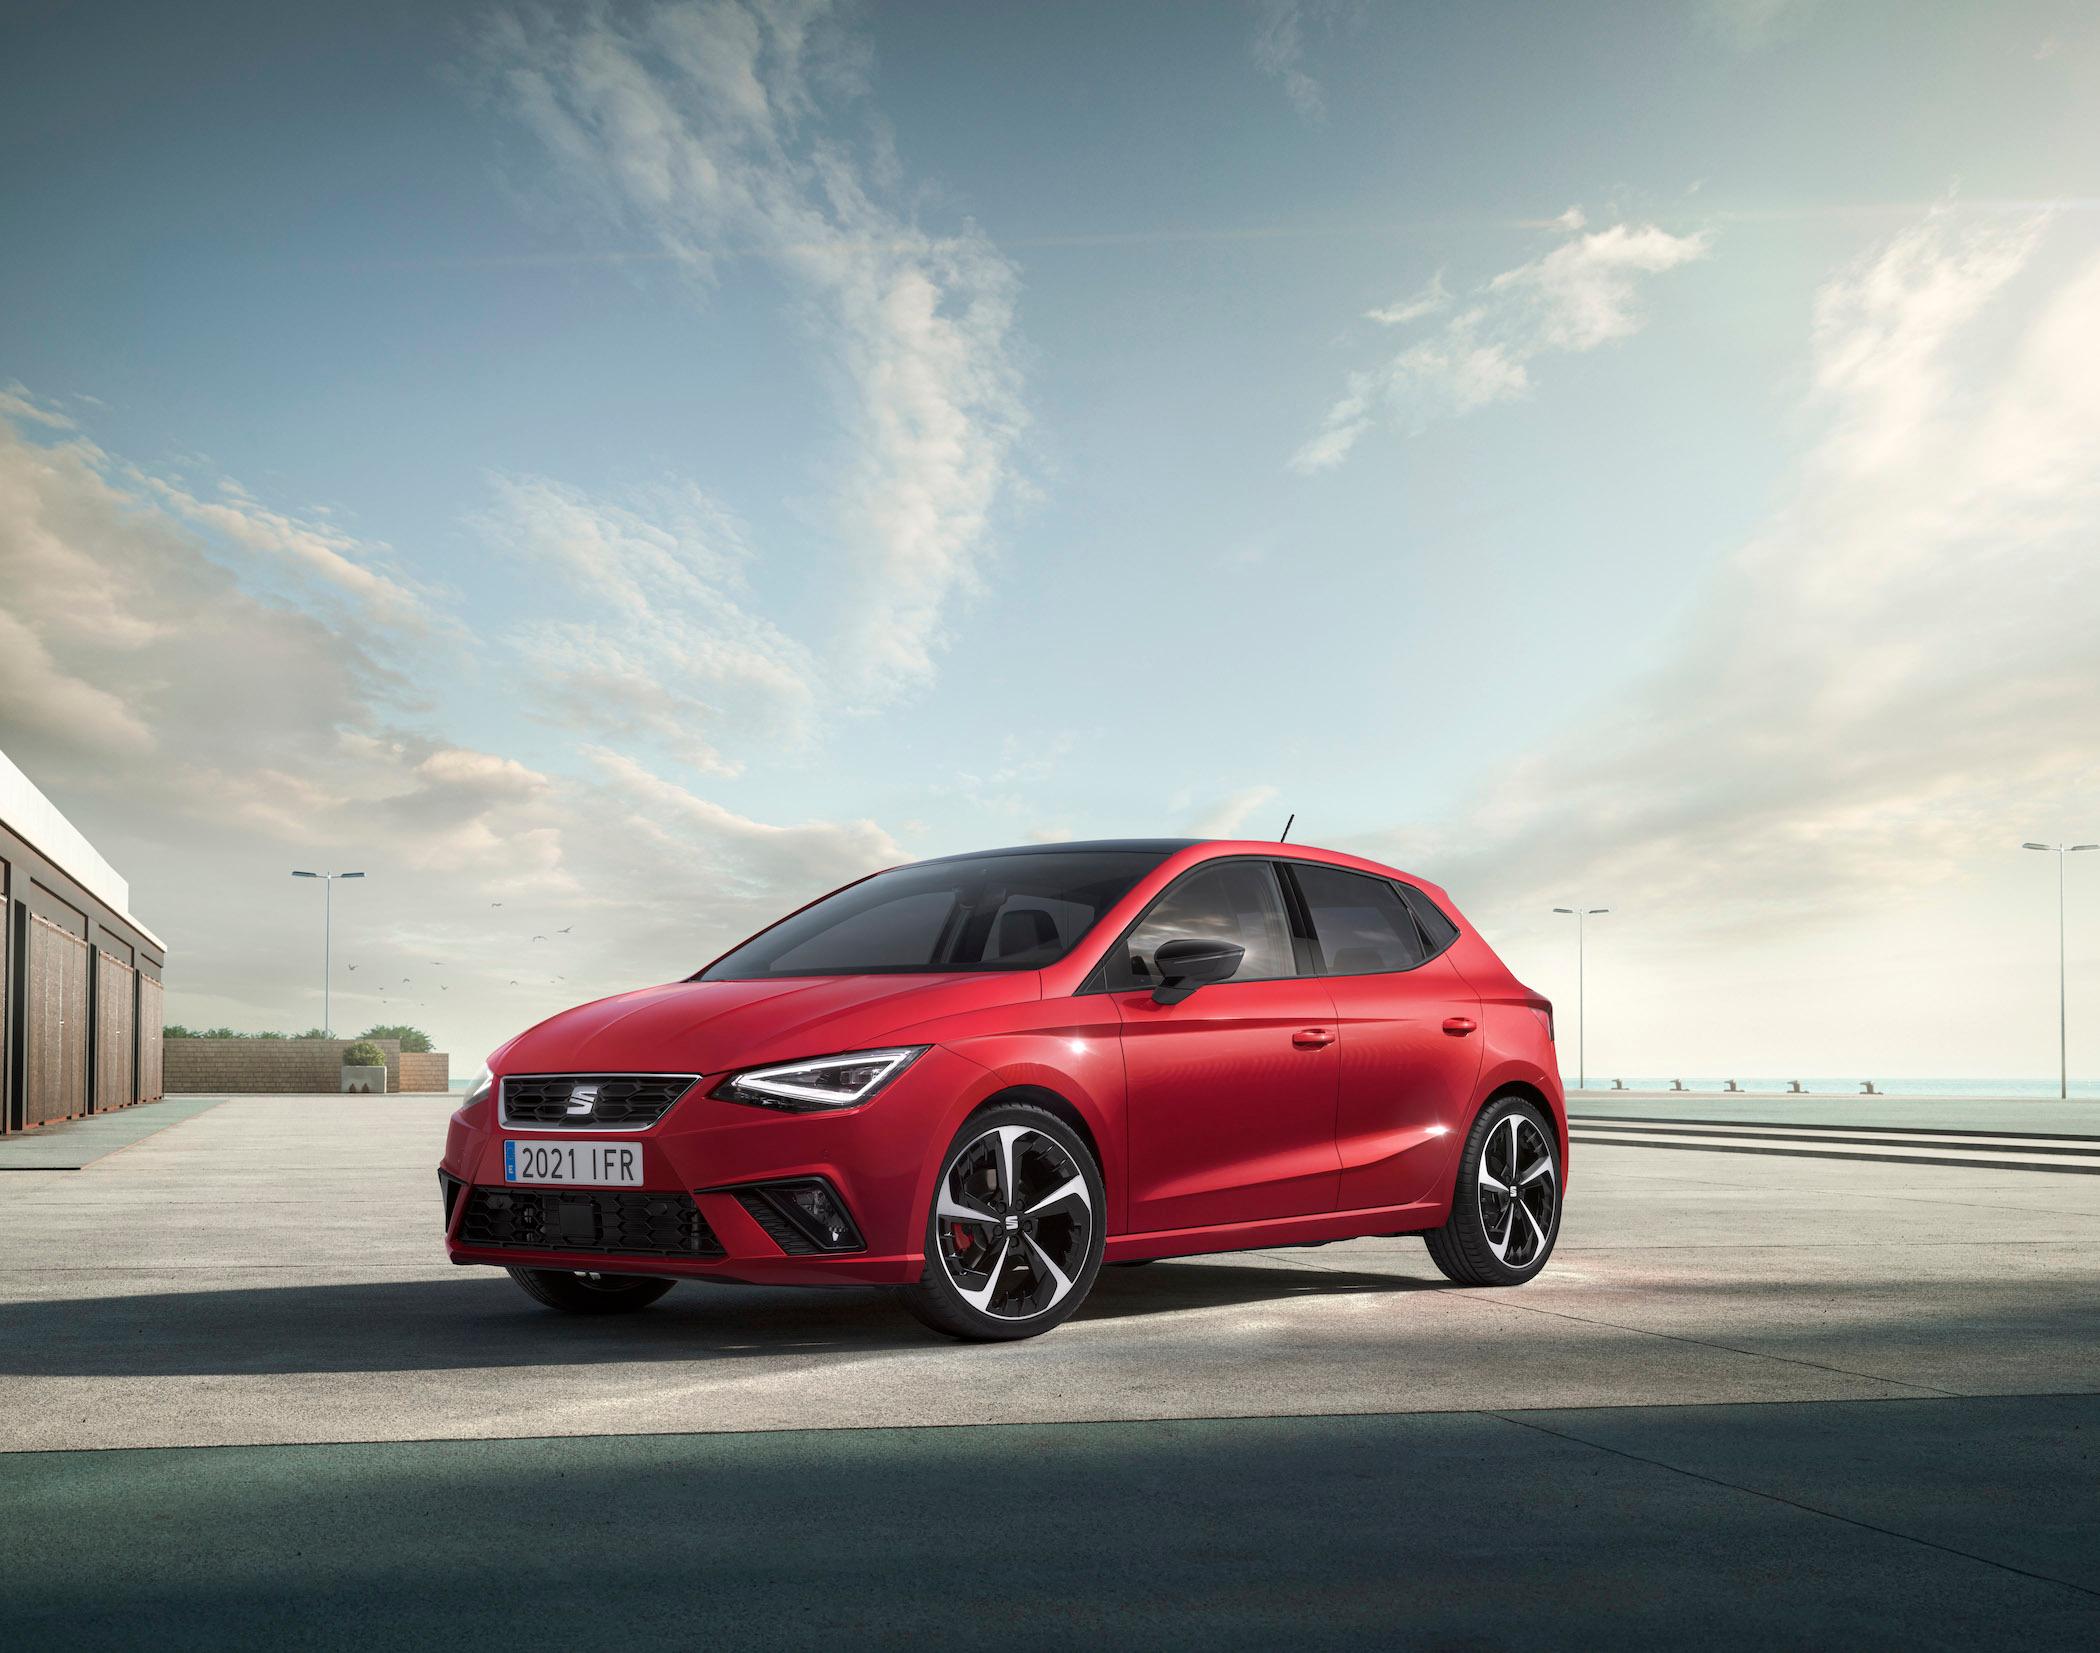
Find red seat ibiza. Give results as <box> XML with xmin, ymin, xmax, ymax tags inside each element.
<box><xmin>441</xmin><ymin>839</ymin><xmax>1566</xmax><ymax>1340</ymax></box>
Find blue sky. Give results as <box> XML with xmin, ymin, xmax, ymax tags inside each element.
<box><xmin>4</xmin><ymin>0</ymin><xmax>2099</xmax><ymax>1077</ymax></box>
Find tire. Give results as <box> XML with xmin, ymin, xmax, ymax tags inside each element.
<box><xmin>1423</xmin><ymin>1094</ymin><xmax>1562</xmax><ymax>1286</ymax></box>
<box><xmin>900</xmin><ymin>1102</ymin><xmax>1107</xmax><ymax>1341</ymax></box>
<box><xmin>506</xmin><ymin>1267</ymin><xmax>676</xmax><ymax>1314</ymax></box>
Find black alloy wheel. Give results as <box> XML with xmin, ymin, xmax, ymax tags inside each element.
<box><xmin>506</xmin><ymin>1267</ymin><xmax>677</xmax><ymax>1314</ymax></box>
<box><xmin>901</xmin><ymin>1102</ymin><xmax>1105</xmax><ymax>1341</ymax></box>
<box><xmin>1423</xmin><ymin>1095</ymin><xmax>1561</xmax><ymax>1286</ymax></box>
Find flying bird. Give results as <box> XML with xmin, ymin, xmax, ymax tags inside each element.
<box><xmin>347</xmin><ymin>965</ymin><xmax>358</xmax><ymax>972</ymax></box>
<box><xmin>509</xmin><ymin>979</ymin><xmax>519</xmax><ymax>986</ymax></box>
<box><xmin>557</xmin><ymin>926</ymin><xmax>573</xmax><ymax>935</ymax></box>
<box><xmin>491</xmin><ymin>902</ymin><xmax>503</xmax><ymax>907</ymax></box>
<box><xmin>532</xmin><ymin>935</ymin><xmax>548</xmax><ymax>943</ymax></box>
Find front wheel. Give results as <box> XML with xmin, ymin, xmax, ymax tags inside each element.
<box><xmin>900</xmin><ymin>1103</ymin><xmax>1106</xmax><ymax>1341</ymax></box>
<box><xmin>506</xmin><ymin>1267</ymin><xmax>675</xmax><ymax>1314</ymax></box>
<box><xmin>1423</xmin><ymin>1095</ymin><xmax>1562</xmax><ymax>1286</ymax></box>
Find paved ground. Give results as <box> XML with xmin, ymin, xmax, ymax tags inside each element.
<box><xmin>3</xmin><ymin>1093</ymin><xmax>2097</xmax><ymax>1647</ymax></box>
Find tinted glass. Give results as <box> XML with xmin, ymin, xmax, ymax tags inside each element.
<box><xmin>1293</xmin><ymin>864</ymin><xmax>1426</xmax><ymax>974</ymax></box>
<box><xmin>1106</xmin><ymin>860</ymin><xmax>1296</xmax><ymax>989</ymax></box>
<box><xmin>1397</xmin><ymin>883</ymin><xmax>1460</xmax><ymax>954</ymax></box>
<box><xmin>701</xmin><ymin>851</ymin><xmax>1162</xmax><ymax>978</ymax></box>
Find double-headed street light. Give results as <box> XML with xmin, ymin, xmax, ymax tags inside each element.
<box><xmin>292</xmin><ymin>869</ymin><xmax>365</xmax><ymax>1037</ymax></box>
<box><xmin>2021</xmin><ymin>842</ymin><xmax>2096</xmax><ymax>1099</ymax></box>
<box><xmin>1551</xmin><ymin>906</ymin><xmax>1609</xmax><ymax>1092</ymax></box>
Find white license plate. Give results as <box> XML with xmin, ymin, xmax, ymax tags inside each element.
<box><xmin>503</xmin><ymin>1140</ymin><xmax>645</xmax><ymax>1186</ymax></box>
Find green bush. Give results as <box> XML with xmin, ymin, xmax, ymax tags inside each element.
<box><xmin>342</xmin><ymin>1041</ymin><xmax>387</xmax><ymax>1068</ymax></box>
<box><xmin>357</xmin><ymin>1023</ymin><xmax>433</xmax><ymax>1054</ymax></box>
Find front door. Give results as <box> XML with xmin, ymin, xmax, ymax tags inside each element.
<box><xmin>1107</xmin><ymin>859</ymin><xmax>1341</xmax><ymax>1232</ymax></box>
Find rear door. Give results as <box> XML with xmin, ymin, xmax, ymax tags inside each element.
<box><xmin>1107</xmin><ymin>859</ymin><xmax>1341</xmax><ymax>1231</ymax></box>
<box><xmin>1283</xmin><ymin>863</ymin><xmax>1483</xmax><ymax>1211</ymax></box>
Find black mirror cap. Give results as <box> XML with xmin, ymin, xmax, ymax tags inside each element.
<box><xmin>1150</xmin><ymin>937</ymin><xmax>1246</xmax><ymax>1004</ymax></box>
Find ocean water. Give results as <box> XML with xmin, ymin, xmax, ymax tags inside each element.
<box><xmin>1567</xmin><ymin>1076</ymin><xmax>2098</xmax><ymax>1099</ymax></box>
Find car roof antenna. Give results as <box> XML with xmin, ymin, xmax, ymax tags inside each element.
<box><xmin>1279</xmin><ymin>812</ymin><xmax>1295</xmax><ymax>842</ymax></box>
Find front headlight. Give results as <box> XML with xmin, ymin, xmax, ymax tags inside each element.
<box><xmin>463</xmin><ymin>1063</ymin><xmax>494</xmax><ymax>1111</ymax></box>
<box><xmin>713</xmin><ymin>1047</ymin><xmax>926</xmax><ymax>1113</ymax></box>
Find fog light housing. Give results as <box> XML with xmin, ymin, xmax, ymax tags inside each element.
<box><xmin>726</xmin><ymin>1177</ymin><xmax>866</xmax><ymax>1254</ymax></box>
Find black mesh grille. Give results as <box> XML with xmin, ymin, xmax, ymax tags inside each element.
<box><xmin>499</xmin><ymin>1075</ymin><xmax>695</xmax><ymax>1130</ymax></box>
<box><xmin>439</xmin><ymin>1171</ymin><xmax>464</xmax><ymax>1226</ymax></box>
<box><xmin>735</xmin><ymin>1189</ymin><xmax>820</xmax><ymax>1254</ymax></box>
<box><xmin>459</xmin><ymin>1187</ymin><xmax>723</xmax><ymax>1257</ymax></box>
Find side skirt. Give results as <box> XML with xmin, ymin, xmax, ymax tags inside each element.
<box><xmin>1104</xmin><ymin>1196</ymin><xmax>1451</xmax><ymax>1264</ymax></box>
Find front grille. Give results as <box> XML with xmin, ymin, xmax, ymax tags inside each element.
<box><xmin>459</xmin><ymin>1187</ymin><xmax>724</xmax><ymax>1258</ymax></box>
<box><xmin>499</xmin><ymin>1074</ymin><xmax>696</xmax><ymax>1130</ymax></box>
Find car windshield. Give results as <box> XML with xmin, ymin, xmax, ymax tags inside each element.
<box><xmin>699</xmin><ymin>850</ymin><xmax>1167</xmax><ymax>979</ymax></box>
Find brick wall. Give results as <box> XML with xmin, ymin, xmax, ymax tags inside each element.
<box><xmin>166</xmin><ymin>1039</ymin><xmax>405</xmax><ymax>1094</ymax></box>
<box><xmin>397</xmin><ymin>1052</ymin><xmax>450</xmax><ymax>1093</ymax></box>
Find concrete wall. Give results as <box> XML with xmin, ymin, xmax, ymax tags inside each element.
<box><xmin>166</xmin><ymin>1039</ymin><xmax>404</xmax><ymax>1095</ymax></box>
<box><xmin>397</xmin><ymin>1052</ymin><xmax>450</xmax><ymax>1094</ymax></box>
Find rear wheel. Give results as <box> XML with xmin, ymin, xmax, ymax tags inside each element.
<box><xmin>900</xmin><ymin>1103</ymin><xmax>1106</xmax><ymax>1341</ymax></box>
<box><xmin>1423</xmin><ymin>1096</ymin><xmax>1561</xmax><ymax>1286</ymax></box>
<box><xmin>505</xmin><ymin>1267</ymin><xmax>675</xmax><ymax>1314</ymax></box>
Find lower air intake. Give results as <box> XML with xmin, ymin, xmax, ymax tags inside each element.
<box><xmin>460</xmin><ymin>1187</ymin><xmax>723</xmax><ymax>1258</ymax></box>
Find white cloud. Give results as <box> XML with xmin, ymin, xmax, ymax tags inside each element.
<box><xmin>1250</xmin><ymin>1</ymin><xmax>1325</xmax><ymax>121</ymax></box>
<box><xmin>1376</xmin><ymin>209</ymin><xmax>2100</xmax><ymax>940</ymax></box>
<box><xmin>1366</xmin><ymin>272</ymin><xmax>1449</xmax><ymax>327</ymax></box>
<box><xmin>1196</xmin><ymin>784</ymin><xmax>1283</xmax><ymax>838</ymax></box>
<box><xmin>142</xmin><ymin>473</ymin><xmax>428</xmax><ymax>626</ymax></box>
<box><xmin>482</xmin><ymin>0</ymin><xmax>1025</xmax><ymax>704</ymax></box>
<box><xmin>1292</xmin><ymin>212</ymin><xmax>1711</xmax><ymax>472</ymax></box>
<box><xmin>475</xmin><ymin>474</ymin><xmax>816</xmax><ymax>775</ymax></box>
<box><xmin>0</xmin><ymin>397</ymin><xmax>908</xmax><ymax>1065</ymax></box>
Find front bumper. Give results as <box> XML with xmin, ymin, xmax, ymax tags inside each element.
<box><xmin>439</xmin><ymin>1047</ymin><xmax>987</xmax><ymax>1287</ymax></box>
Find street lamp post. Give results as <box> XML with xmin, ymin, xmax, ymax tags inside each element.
<box><xmin>2021</xmin><ymin>842</ymin><xmax>2096</xmax><ymax>1099</ymax></box>
<box><xmin>1552</xmin><ymin>906</ymin><xmax>1609</xmax><ymax>1092</ymax></box>
<box><xmin>292</xmin><ymin>869</ymin><xmax>365</xmax><ymax>1036</ymax></box>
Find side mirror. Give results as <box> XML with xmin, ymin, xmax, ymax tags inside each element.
<box><xmin>1150</xmin><ymin>937</ymin><xmax>1246</xmax><ymax>1004</ymax></box>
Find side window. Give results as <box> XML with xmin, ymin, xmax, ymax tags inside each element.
<box><xmin>1292</xmin><ymin>864</ymin><xmax>1427</xmax><ymax>975</ymax></box>
<box><xmin>1105</xmin><ymin>861</ymin><xmax>1296</xmax><ymax>989</ymax></box>
<box><xmin>1396</xmin><ymin>883</ymin><xmax>1460</xmax><ymax>957</ymax></box>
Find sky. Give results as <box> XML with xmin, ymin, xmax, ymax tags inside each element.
<box><xmin>3</xmin><ymin>0</ymin><xmax>2099</xmax><ymax>1080</ymax></box>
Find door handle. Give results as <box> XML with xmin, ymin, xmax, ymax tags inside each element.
<box><xmin>1292</xmin><ymin>1027</ymin><xmax>1335</xmax><ymax>1049</ymax></box>
<box><xmin>1442</xmin><ymin>1016</ymin><xmax>1478</xmax><ymax>1036</ymax></box>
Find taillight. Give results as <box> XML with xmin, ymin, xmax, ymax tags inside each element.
<box><xmin>1532</xmin><ymin>1000</ymin><xmax>1555</xmax><ymax>1043</ymax></box>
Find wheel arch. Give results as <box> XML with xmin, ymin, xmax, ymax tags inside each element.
<box><xmin>1462</xmin><ymin>1077</ymin><xmax>1570</xmax><ymax>1186</ymax></box>
<box><xmin>949</xmin><ymin>1082</ymin><xmax>1117</xmax><ymax>1227</ymax></box>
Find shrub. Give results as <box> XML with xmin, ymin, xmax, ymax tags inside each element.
<box><xmin>342</xmin><ymin>1041</ymin><xmax>387</xmax><ymax>1068</ymax></box>
<box><xmin>357</xmin><ymin>1023</ymin><xmax>433</xmax><ymax>1054</ymax></box>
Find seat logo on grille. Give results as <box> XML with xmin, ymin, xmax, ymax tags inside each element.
<box><xmin>564</xmin><ymin>1084</ymin><xmax>600</xmax><ymax>1117</ymax></box>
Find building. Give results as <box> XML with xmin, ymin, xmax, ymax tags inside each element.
<box><xmin>1</xmin><ymin>745</ymin><xmax>167</xmax><ymax>1131</ymax></box>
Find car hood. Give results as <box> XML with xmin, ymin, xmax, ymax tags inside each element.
<box><xmin>490</xmin><ymin>972</ymin><xmax>1039</xmax><ymax>1078</ymax></box>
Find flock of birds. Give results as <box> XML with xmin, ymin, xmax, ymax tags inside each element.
<box><xmin>345</xmin><ymin>916</ymin><xmax>581</xmax><ymax>1013</ymax></box>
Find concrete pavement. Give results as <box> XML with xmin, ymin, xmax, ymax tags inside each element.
<box><xmin>2</xmin><ymin>1093</ymin><xmax>2096</xmax><ymax>1646</ymax></box>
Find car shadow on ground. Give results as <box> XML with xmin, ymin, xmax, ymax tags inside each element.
<box><xmin>0</xmin><ymin>1258</ymin><xmax>1433</xmax><ymax>1378</ymax></box>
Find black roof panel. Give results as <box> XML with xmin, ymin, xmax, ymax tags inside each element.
<box><xmin>911</xmin><ymin>838</ymin><xmax>1202</xmax><ymax>865</ymax></box>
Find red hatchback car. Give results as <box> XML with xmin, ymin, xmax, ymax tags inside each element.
<box><xmin>440</xmin><ymin>839</ymin><xmax>1566</xmax><ymax>1340</ymax></box>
